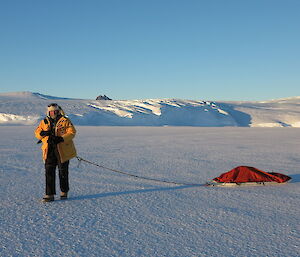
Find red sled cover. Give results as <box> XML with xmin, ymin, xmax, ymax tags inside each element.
<box><xmin>213</xmin><ymin>166</ymin><xmax>291</xmax><ymax>183</ymax></box>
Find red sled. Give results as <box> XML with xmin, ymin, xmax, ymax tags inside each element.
<box><xmin>207</xmin><ymin>166</ymin><xmax>291</xmax><ymax>187</ymax></box>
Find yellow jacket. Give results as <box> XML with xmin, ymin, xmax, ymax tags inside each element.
<box><xmin>35</xmin><ymin>116</ymin><xmax>77</xmax><ymax>163</ymax></box>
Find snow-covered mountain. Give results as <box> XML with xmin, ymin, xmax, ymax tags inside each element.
<box><xmin>1</xmin><ymin>91</ymin><xmax>300</xmax><ymax>127</ymax></box>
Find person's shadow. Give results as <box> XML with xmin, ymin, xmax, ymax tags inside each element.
<box><xmin>290</xmin><ymin>174</ymin><xmax>300</xmax><ymax>183</ymax></box>
<box><xmin>66</xmin><ymin>175</ymin><xmax>298</xmax><ymax>201</ymax></box>
<box><xmin>68</xmin><ymin>184</ymin><xmax>202</xmax><ymax>201</ymax></box>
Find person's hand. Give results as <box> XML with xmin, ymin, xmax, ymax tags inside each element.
<box><xmin>40</xmin><ymin>130</ymin><xmax>51</xmax><ymax>137</ymax></box>
<box><xmin>52</xmin><ymin>136</ymin><xmax>64</xmax><ymax>144</ymax></box>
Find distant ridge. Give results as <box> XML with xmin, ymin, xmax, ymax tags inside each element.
<box><xmin>31</xmin><ymin>92</ymin><xmax>74</xmax><ymax>100</ymax></box>
<box><xmin>0</xmin><ymin>91</ymin><xmax>300</xmax><ymax>127</ymax></box>
<box><xmin>0</xmin><ymin>91</ymin><xmax>75</xmax><ymax>100</ymax></box>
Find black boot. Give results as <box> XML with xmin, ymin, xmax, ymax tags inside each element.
<box><xmin>42</xmin><ymin>195</ymin><xmax>54</xmax><ymax>202</ymax></box>
<box><xmin>60</xmin><ymin>192</ymin><xmax>68</xmax><ymax>200</ymax></box>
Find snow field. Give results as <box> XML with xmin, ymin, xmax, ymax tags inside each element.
<box><xmin>0</xmin><ymin>126</ymin><xmax>299</xmax><ymax>256</ymax></box>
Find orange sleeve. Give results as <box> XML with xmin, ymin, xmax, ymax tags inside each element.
<box><xmin>61</xmin><ymin>119</ymin><xmax>76</xmax><ymax>142</ymax></box>
<box><xmin>34</xmin><ymin>120</ymin><xmax>44</xmax><ymax>140</ymax></box>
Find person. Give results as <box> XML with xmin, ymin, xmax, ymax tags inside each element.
<box><xmin>35</xmin><ymin>103</ymin><xmax>77</xmax><ymax>202</ymax></box>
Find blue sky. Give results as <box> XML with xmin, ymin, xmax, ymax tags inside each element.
<box><xmin>0</xmin><ymin>0</ymin><xmax>299</xmax><ymax>100</ymax></box>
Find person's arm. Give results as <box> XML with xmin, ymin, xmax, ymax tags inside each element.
<box><xmin>34</xmin><ymin>120</ymin><xmax>45</xmax><ymax>140</ymax></box>
<box><xmin>61</xmin><ymin>119</ymin><xmax>76</xmax><ymax>142</ymax></box>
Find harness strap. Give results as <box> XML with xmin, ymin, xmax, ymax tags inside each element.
<box><xmin>76</xmin><ymin>156</ymin><xmax>203</xmax><ymax>186</ymax></box>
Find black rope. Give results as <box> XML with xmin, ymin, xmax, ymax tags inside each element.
<box><xmin>76</xmin><ymin>156</ymin><xmax>203</xmax><ymax>186</ymax></box>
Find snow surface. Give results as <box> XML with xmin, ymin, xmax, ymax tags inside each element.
<box><xmin>1</xmin><ymin>126</ymin><xmax>299</xmax><ymax>257</ymax></box>
<box><xmin>1</xmin><ymin>91</ymin><xmax>300</xmax><ymax>127</ymax></box>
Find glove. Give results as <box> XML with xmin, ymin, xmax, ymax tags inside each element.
<box><xmin>40</xmin><ymin>130</ymin><xmax>52</xmax><ymax>137</ymax></box>
<box><xmin>52</xmin><ymin>136</ymin><xmax>64</xmax><ymax>144</ymax></box>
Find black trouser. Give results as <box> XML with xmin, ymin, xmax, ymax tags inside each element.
<box><xmin>45</xmin><ymin>146</ymin><xmax>69</xmax><ymax>195</ymax></box>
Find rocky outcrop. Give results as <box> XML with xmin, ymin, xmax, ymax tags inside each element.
<box><xmin>96</xmin><ymin>95</ymin><xmax>112</xmax><ymax>100</ymax></box>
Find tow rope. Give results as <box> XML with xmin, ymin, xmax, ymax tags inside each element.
<box><xmin>76</xmin><ymin>156</ymin><xmax>204</xmax><ymax>186</ymax></box>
